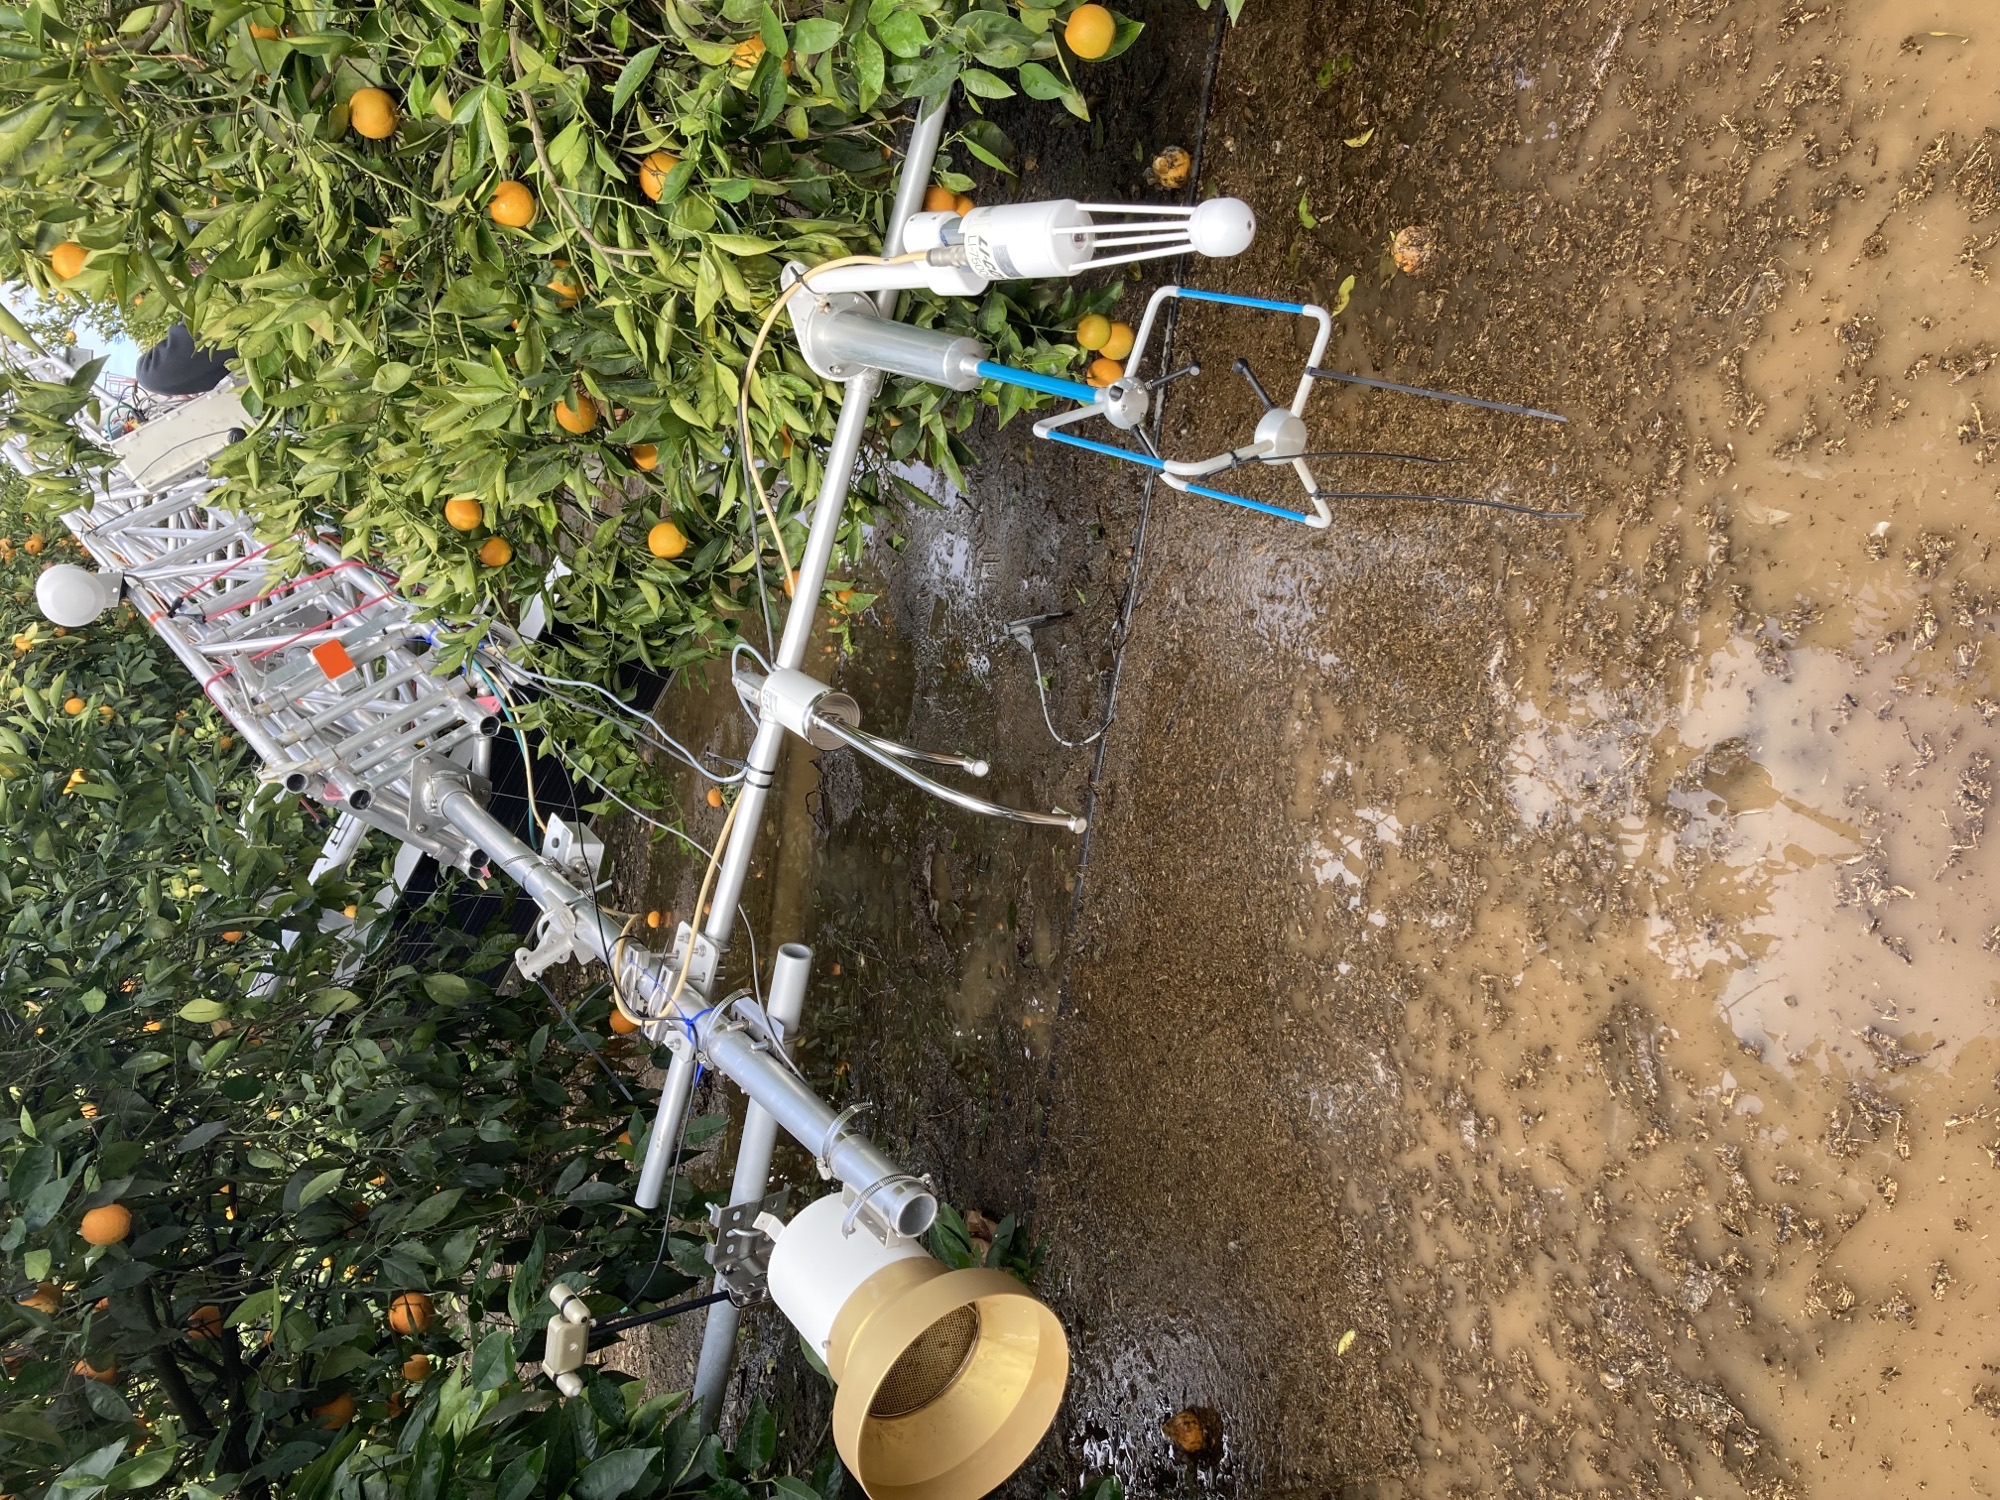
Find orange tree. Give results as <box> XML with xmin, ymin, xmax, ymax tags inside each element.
<box><xmin>0</xmin><ymin>483</ymin><xmax>827</xmax><ymax>1494</ymax></box>
<box><xmin>0</xmin><ymin>0</ymin><xmax>1145</xmax><ymax>789</ymax></box>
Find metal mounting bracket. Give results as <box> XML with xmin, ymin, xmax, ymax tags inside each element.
<box><xmin>782</xmin><ymin>263</ymin><xmax>881</xmax><ymax>383</ymax></box>
<box><xmin>707</xmin><ymin>1189</ymin><xmax>790</xmax><ymax>1305</ymax></box>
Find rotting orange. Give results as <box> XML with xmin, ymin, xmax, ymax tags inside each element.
<box><xmin>638</xmin><ymin>150</ymin><xmax>680</xmax><ymax>202</ymax></box>
<box><xmin>731</xmin><ymin>35</ymin><xmax>766</xmax><ymax>68</ymax></box>
<box><xmin>443</xmin><ymin>496</ymin><xmax>483</xmax><ymax>531</ymax></box>
<box><xmin>477</xmin><ymin>536</ymin><xmax>513</xmax><ymax>567</ymax></box>
<box><xmin>647</xmin><ymin>521</ymin><xmax>688</xmax><ymax>559</ymax></box>
<box><xmin>80</xmin><ymin>1203</ymin><xmax>132</xmax><ymax>1245</ymax></box>
<box><xmin>348</xmin><ymin>88</ymin><xmax>398</xmax><ymax>140</ymax></box>
<box><xmin>1064</xmin><ymin>3</ymin><xmax>1116</xmax><ymax>58</ymax></box>
<box><xmin>487</xmin><ymin>181</ymin><xmax>535</xmax><ymax>228</ymax></box>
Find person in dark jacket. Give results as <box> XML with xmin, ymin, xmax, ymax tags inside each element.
<box><xmin>135</xmin><ymin>322</ymin><xmax>234</xmax><ymax>396</ymax></box>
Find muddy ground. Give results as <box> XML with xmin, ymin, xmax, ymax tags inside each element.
<box><xmin>604</xmin><ymin>2</ymin><xmax>2000</xmax><ymax>1496</ymax></box>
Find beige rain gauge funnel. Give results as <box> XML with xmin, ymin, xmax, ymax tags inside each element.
<box><xmin>768</xmin><ymin>1194</ymin><xmax>1069</xmax><ymax>1500</ymax></box>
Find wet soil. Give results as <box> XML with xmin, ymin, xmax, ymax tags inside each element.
<box><xmin>607</xmin><ymin>2</ymin><xmax>2000</xmax><ymax>1495</ymax></box>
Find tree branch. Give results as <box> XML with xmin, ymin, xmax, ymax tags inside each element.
<box><xmin>509</xmin><ymin>34</ymin><xmax>651</xmax><ymax>262</ymax></box>
<box><xmin>90</xmin><ymin>0</ymin><xmax>180</xmax><ymax>55</ymax></box>
<box><xmin>140</xmin><ymin>1284</ymin><xmax>217</xmax><ymax>1435</ymax></box>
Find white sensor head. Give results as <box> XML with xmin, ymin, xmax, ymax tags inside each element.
<box><xmin>36</xmin><ymin>563</ymin><xmax>121</xmax><ymax>627</ymax></box>
<box><xmin>1188</xmin><ymin>197</ymin><xmax>1256</xmax><ymax>258</ymax></box>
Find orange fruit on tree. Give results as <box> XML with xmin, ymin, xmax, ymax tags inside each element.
<box><xmin>80</xmin><ymin>1203</ymin><xmax>132</xmax><ymax>1245</ymax></box>
<box><xmin>922</xmin><ymin>184</ymin><xmax>955</xmax><ymax>213</ymax></box>
<box><xmin>348</xmin><ymin>88</ymin><xmax>399</xmax><ymax>140</ymax></box>
<box><xmin>1087</xmin><ymin>356</ymin><xmax>1124</xmax><ymax>386</ymax></box>
<box><xmin>1064</xmin><ymin>3</ymin><xmax>1116</xmax><ymax>58</ymax></box>
<box><xmin>954</xmin><ymin>194</ymin><xmax>975</xmax><ymax>216</ymax></box>
<box><xmin>1075</xmin><ymin>313</ymin><xmax>1111</xmax><ymax>351</ymax></box>
<box><xmin>401</xmin><ymin>1353</ymin><xmax>432</xmax><ymax>1382</ymax></box>
<box><xmin>1099</xmin><ymin>320</ymin><xmax>1135</xmax><ymax>361</ymax></box>
<box><xmin>312</xmin><ymin>1392</ymin><xmax>356</xmax><ymax>1429</ymax></box>
<box><xmin>248</xmin><ymin>20</ymin><xmax>281</xmax><ymax>38</ymax></box>
<box><xmin>638</xmin><ymin>150</ymin><xmax>680</xmax><ymax>202</ymax></box>
<box><xmin>647</xmin><ymin>521</ymin><xmax>688</xmax><ymax>559</ymax></box>
<box><xmin>731</xmin><ymin>35</ymin><xmax>766</xmax><ymax>68</ymax></box>
<box><xmin>555</xmin><ymin>392</ymin><xmax>598</xmax><ymax>434</ymax></box>
<box><xmin>74</xmin><ymin>1357</ymin><xmax>118</xmax><ymax>1382</ymax></box>
<box><xmin>386</xmin><ymin>1292</ymin><xmax>434</xmax><ymax>1335</ymax></box>
<box><xmin>487</xmin><ymin>180</ymin><xmax>536</xmax><ymax>228</ymax></box>
<box><xmin>63</xmin><ymin>697</ymin><xmax>85</xmax><ymax>716</ymax></box>
<box><xmin>629</xmin><ymin>442</ymin><xmax>659</xmax><ymax>471</ymax></box>
<box><xmin>547</xmin><ymin>272</ymin><xmax>580</xmax><ymax>306</ymax></box>
<box><xmin>617</xmin><ymin>1129</ymin><xmax>632</xmax><ymax>1145</ymax></box>
<box><xmin>221</xmin><ymin>930</ymin><xmax>243</xmax><ymax>943</ymax></box>
<box><xmin>186</xmin><ymin>1304</ymin><xmax>223</xmax><ymax>1339</ymax></box>
<box><xmin>17</xmin><ymin>1282</ymin><xmax>60</xmax><ymax>1315</ymax></box>
<box><xmin>608</xmin><ymin>1007</ymin><xmax>640</xmax><ymax>1035</ymax></box>
<box><xmin>443</xmin><ymin>496</ymin><xmax>483</xmax><ymax>531</ymax></box>
<box><xmin>49</xmin><ymin>242</ymin><xmax>87</xmax><ymax>280</ymax></box>
<box><xmin>477</xmin><ymin>536</ymin><xmax>513</xmax><ymax>567</ymax></box>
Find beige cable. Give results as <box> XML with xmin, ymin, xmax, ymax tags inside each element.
<box><xmin>736</xmin><ymin>251</ymin><xmax>932</xmax><ymax>596</ymax></box>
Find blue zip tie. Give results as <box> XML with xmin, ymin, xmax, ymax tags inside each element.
<box><xmin>1175</xmin><ymin>287</ymin><xmax>1311</xmax><ymax>316</ymax></box>
<box><xmin>974</xmin><ymin>360</ymin><xmax>1100</xmax><ymax>404</ymax></box>
<box><xmin>1040</xmin><ymin>429</ymin><xmax>1166</xmax><ymax>469</ymax></box>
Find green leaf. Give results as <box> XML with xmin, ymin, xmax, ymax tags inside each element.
<box><xmin>297</xmin><ymin>1166</ymin><xmax>345</xmax><ymax>1209</ymax></box>
<box><xmin>610</xmin><ymin>44</ymin><xmax>662</xmax><ymax>114</ymax></box>
<box><xmin>959</xmin><ymin>67</ymin><xmax>1016</xmax><ymax>99</ymax></box>
<box><xmin>1297</xmin><ymin>193</ymin><xmax>1318</xmax><ymax>229</ymax></box>
<box><xmin>851</xmin><ymin>32</ymin><xmax>884</xmax><ymax>109</ymax></box>
<box><xmin>373</xmin><ymin>362</ymin><xmax>414</xmax><ymax>394</ymax></box>
<box><xmin>1330</xmin><ymin>272</ymin><xmax>1356</xmax><ymax>316</ymax></box>
<box><xmin>423</xmin><ymin>972</ymin><xmax>471</xmax><ymax>1005</ymax></box>
<box><xmin>177</xmin><ymin>998</ymin><xmax>228</xmax><ymax>1022</ymax></box>
<box><xmin>1344</xmin><ymin>125</ymin><xmax>1375</xmax><ymax>147</ymax></box>
<box><xmin>790</xmin><ymin>18</ymin><xmax>842</xmax><ymax>53</ymax></box>
<box><xmin>400</xmin><ymin>1188</ymin><xmax>463</xmax><ymax>1233</ymax></box>
<box><xmin>1017</xmin><ymin>62</ymin><xmax>1070</xmax><ymax>101</ymax></box>
<box><xmin>575</xmin><ymin>1447</ymin><xmax>660</xmax><ymax>1500</ymax></box>
<box><xmin>874</xmin><ymin>10</ymin><xmax>927</xmax><ymax>58</ymax></box>
<box><xmin>471</xmin><ymin>1328</ymin><xmax>514</xmax><ymax>1391</ymax></box>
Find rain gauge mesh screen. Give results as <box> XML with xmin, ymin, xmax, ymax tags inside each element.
<box><xmin>868</xmin><ymin>1305</ymin><xmax>981</xmax><ymax>1418</ymax></box>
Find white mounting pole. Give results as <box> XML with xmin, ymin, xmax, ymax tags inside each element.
<box><xmin>686</xmin><ymin>90</ymin><xmax>953</xmax><ymax>1432</ymax></box>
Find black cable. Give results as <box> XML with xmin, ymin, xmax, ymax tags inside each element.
<box><xmin>1312</xmin><ymin>489</ymin><xmax>1582</xmax><ymax>520</ymax></box>
<box><xmin>595</xmin><ymin>1288</ymin><xmax>732</xmax><ymax>1336</ymax></box>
